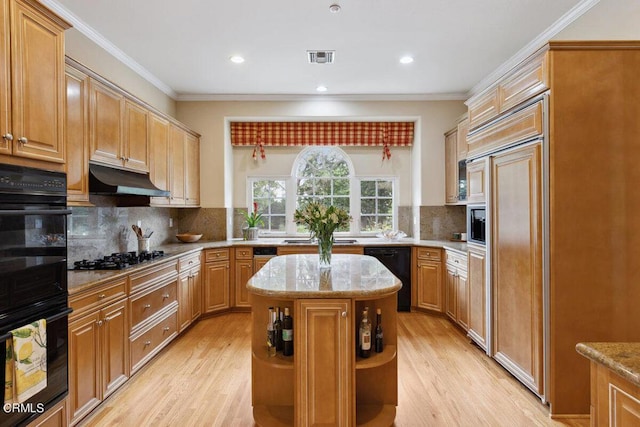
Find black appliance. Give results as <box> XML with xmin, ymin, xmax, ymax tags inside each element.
<box><xmin>0</xmin><ymin>164</ymin><xmax>71</xmax><ymax>427</ymax></box>
<box><xmin>73</xmin><ymin>250</ymin><xmax>165</xmax><ymax>270</ymax></box>
<box><xmin>467</xmin><ymin>205</ymin><xmax>486</xmax><ymax>245</ymax></box>
<box><xmin>364</xmin><ymin>247</ymin><xmax>411</xmax><ymax>311</ymax></box>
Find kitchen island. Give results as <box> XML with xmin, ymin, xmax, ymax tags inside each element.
<box><xmin>247</xmin><ymin>254</ymin><xmax>401</xmax><ymax>427</ymax></box>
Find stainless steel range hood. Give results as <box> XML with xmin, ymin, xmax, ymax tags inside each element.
<box><xmin>89</xmin><ymin>163</ymin><xmax>170</xmax><ymax>197</ymax></box>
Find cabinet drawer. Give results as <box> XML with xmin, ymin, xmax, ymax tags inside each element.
<box><xmin>129</xmin><ymin>260</ymin><xmax>178</xmax><ymax>293</ymax></box>
<box><xmin>130</xmin><ymin>279</ymin><xmax>178</xmax><ymax>331</ymax></box>
<box><xmin>446</xmin><ymin>250</ymin><xmax>468</xmax><ymax>271</ymax></box>
<box><xmin>70</xmin><ymin>279</ymin><xmax>127</xmax><ymax>318</ymax></box>
<box><xmin>415</xmin><ymin>247</ymin><xmax>442</xmax><ymax>261</ymax></box>
<box><xmin>130</xmin><ymin>309</ymin><xmax>178</xmax><ymax>374</ymax></box>
<box><xmin>205</xmin><ymin>248</ymin><xmax>230</xmax><ymax>263</ymax></box>
<box><xmin>179</xmin><ymin>252</ymin><xmax>201</xmax><ymax>271</ymax></box>
<box><xmin>235</xmin><ymin>247</ymin><xmax>253</xmax><ymax>260</ymax></box>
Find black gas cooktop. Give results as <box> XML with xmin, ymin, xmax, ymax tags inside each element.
<box><xmin>73</xmin><ymin>250</ymin><xmax>165</xmax><ymax>270</ymax></box>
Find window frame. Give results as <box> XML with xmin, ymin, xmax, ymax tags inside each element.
<box><xmin>246</xmin><ymin>176</ymin><xmax>290</xmax><ymax>235</ymax></box>
<box><xmin>354</xmin><ymin>176</ymin><xmax>399</xmax><ymax>235</ymax></box>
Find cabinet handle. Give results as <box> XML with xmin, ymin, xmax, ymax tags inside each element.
<box><xmin>162</xmin><ymin>294</ymin><xmax>170</xmax><ymax>300</ymax></box>
<box><xmin>163</xmin><ymin>326</ymin><xmax>170</xmax><ymax>332</ymax></box>
<box><xmin>17</xmin><ymin>137</ymin><xmax>27</xmax><ymax>144</ymax></box>
<box><xmin>189</xmin><ymin>260</ymin><xmax>194</xmax><ymax>264</ymax></box>
<box><xmin>96</xmin><ymin>320</ymin><xmax>103</xmax><ymax>327</ymax></box>
<box><xmin>426</xmin><ymin>252</ymin><xmax>430</xmax><ymax>256</ymax></box>
<box><xmin>216</xmin><ymin>253</ymin><xmax>220</xmax><ymax>257</ymax></box>
<box><xmin>143</xmin><ymin>304</ymin><xmax>152</xmax><ymax>310</ymax></box>
<box><xmin>144</xmin><ymin>340</ymin><xmax>151</xmax><ymax>347</ymax></box>
<box><xmin>98</xmin><ymin>294</ymin><xmax>106</xmax><ymax>299</ymax></box>
<box><xmin>2</xmin><ymin>133</ymin><xmax>13</xmax><ymax>141</ymax></box>
<box><xmin>104</xmin><ymin>316</ymin><xmax>111</xmax><ymax>322</ymax></box>
<box><xmin>454</xmin><ymin>260</ymin><xmax>459</xmax><ymax>263</ymax></box>
<box><xmin>341</xmin><ymin>311</ymin><xmax>347</xmax><ymax>318</ymax></box>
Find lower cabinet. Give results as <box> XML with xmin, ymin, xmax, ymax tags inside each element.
<box><xmin>26</xmin><ymin>398</ymin><xmax>68</xmax><ymax>427</ymax></box>
<box><xmin>445</xmin><ymin>249</ymin><xmax>469</xmax><ymax>330</ymax></box>
<box><xmin>203</xmin><ymin>248</ymin><xmax>230</xmax><ymax>314</ymax></box>
<box><xmin>590</xmin><ymin>362</ymin><xmax>640</xmax><ymax>426</ymax></box>
<box><xmin>178</xmin><ymin>252</ymin><xmax>202</xmax><ymax>331</ymax></box>
<box><xmin>69</xmin><ymin>288</ymin><xmax>128</xmax><ymax>426</ymax></box>
<box><xmin>234</xmin><ymin>247</ymin><xmax>253</xmax><ymax>309</ymax></box>
<box><xmin>412</xmin><ymin>247</ymin><xmax>443</xmax><ymax>312</ymax></box>
<box><xmin>467</xmin><ymin>244</ymin><xmax>487</xmax><ymax>350</ymax></box>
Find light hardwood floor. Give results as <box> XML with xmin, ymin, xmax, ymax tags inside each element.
<box><xmin>78</xmin><ymin>312</ymin><xmax>589</xmax><ymax>427</ymax></box>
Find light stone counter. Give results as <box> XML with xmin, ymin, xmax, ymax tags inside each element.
<box><xmin>246</xmin><ymin>254</ymin><xmax>401</xmax><ymax>299</ymax></box>
<box><xmin>576</xmin><ymin>342</ymin><xmax>640</xmax><ymax>387</ymax></box>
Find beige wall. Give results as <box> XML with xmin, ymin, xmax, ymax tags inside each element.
<box><xmin>64</xmin><ymin>29</ymin><xmax>177</xmax><ymax>117</ymax></box>
<box><xmin>555</xmin><ymin>0</ymin><xmax>640</xmax><ymax>39</ymax></box>
<box><xmin>175</xmin><ymin>101</ymin><xmax>466</xmax><ymax>209</ymax></box>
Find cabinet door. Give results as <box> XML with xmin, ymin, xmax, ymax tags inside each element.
<box><xmin>467</xmin><ymin>159</ymin><xmax>487</xmax><ymax>204</ymax></box>
<box><xmin>254</xmin><ymin>256</ymin><xmax>272</xmax><ymax>273</ymax></box>
<box><xmin>101</xmin><ymin>299</ymin><xmax>128</xmax><ymax>399</ymax></box>
<box><xmin>235</xmin><ymin>259</ymin><xmax>253</xmax><ymax>308</ymax></box>
<box><xmin>416</xmin><ymin>260</ymin><xmax>443</xmax><ymax>312</ymax></box>
<box><xmin>445</xmin><ymin>130</ymin><xmax>458</xmax><ymax>204</ymax></box>
<box><xmin>169</xmin><ymin>124</ymin><xmax>185</xmax><ymax>205</ymax></box>
<box><xmin>295</xmin><ymin>299</ymin><xmax>352</xmax><ymax>426</ymax></box>
<box><xmin>123</xmin><ymin>100</ymin><xmax>149</xmax><ymax>172</ymax></box>
<box><xmin>457</xmin><ymin>117</ymin><xmax>469</xmax><ymax>160</ymax></box>
<box><xmin>65</xmin><ymin>64</ymin><xmax>90</xmax><ymax>205</ymax></box>
<box><xmin>0</xmin><ymin>0</ymin><xmax>9</xmax><ymax>156</ymax></box>
<box><xmin>68</xmin><ymin>311</ymin><xmax>101</xmax><ymax>423</ymax></box>
<box><xmin>467</xmin><ymin>246</ymin><xmax>487</xmax><ymax>350</ymax></box>
<box><xmin>185</xmin><ymin>132</ymin><xmax>200</xmax><ymax>206</ymax></box>
<box><xmin>491</xmin><ymin>143</ymin><xmax>543</xmax><ymax>395</ymax></box>
<box><xmin>190</xmin><ymin>266</ymin><xmax>202</xmax><ymax>321</ymax></box>
<box><xmin>10</xmin><ymin>0</ymin><xmax>66</xmax><ymax>163</ymax></box>
<box><xmin>456</xmin><ymin>270</ymin><xmax>469</xmax><ymax>330</ymax></box>
<box><xmin>178</xmin><ymin>272</ymin><xmax>190</xmax><ymax>332</ymax></box>
<box><xmin>90</xmin><ymin>79</ymin><xmax>123</xmax><ymax>167</ymax></box>
<box><xmin>203</xmin><ymin>261</ymin><xmax>229</xmax><ymax>313</ymax></box>
<box><xmin>445</xmin><ymin>265</ymin><xmax>457</xmax><ymax>322</ymax></box>
<box><xmin>149</xmin><ymin>112</ymin><xmax>170</xmax><ymax>205</ymax></box>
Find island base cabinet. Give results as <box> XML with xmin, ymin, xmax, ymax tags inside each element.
<box><xmin>591</xmin><ymin>362</ymin><xmax>640</xmax><ymax>427</ymax></box>
<box><xmin>295</xmin><ymin>299</ymin><xmax>353</xmax><ymax>426</ymax></box>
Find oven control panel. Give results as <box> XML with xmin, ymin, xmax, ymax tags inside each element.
<box><xmin>0</xmin><ymin>163</ymin><xmax>66</xmax><ymax>194</ymax></box>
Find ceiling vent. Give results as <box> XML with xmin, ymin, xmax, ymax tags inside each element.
<box><xmin>307</xmin><ymin>50</ymin><xmax>335</xmax><ymax>64</ymax></box>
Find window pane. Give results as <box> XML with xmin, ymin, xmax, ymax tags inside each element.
<box><xmin>251</xmin><ymin>179</ymin><xmax>287</xmax><ymax>232</ymax></box>
<box><xmin>271</xmin><ymin>216</ymin><xmax>286</xmax><ymax>232</ymax></box>
<box><xmin>297</xmin><ymin>179</ymin><xmax>313</xmax><ymax>196</ymax></box>
<box><xmin>379</xmin><ymin>199</ymin><xmax>393</xmax><ymax>215</ymax></box>
<box><xmin>334</xmin><ymin>179</ymin><xmax>349</xmax><ymax>196</ymax></box>
<box><xmin>271</xmin><ymin>199</ymin><xmax>285</xmax><ymax>214</ymax></box>
<box><xmin>315</xmin><ymin>178</ymin><xmax>331</xmax><ymax>195</ymax></box>
<box><xmin>361</xmin><ymin>181</ymin><xmax>376</xmax><ymax>197</ymax></box>
<box><xmin>361</xmin><ymin>216</ymin><xmax>377</xmax><ymax>231</ymax></box>
<box><xmin>361</xmin><ymin>198</ymin><xmax>375</xmax><ymax>214</ymax></box>
<box><xmin>333</xmin><ymin>197</ymin><xmax>350</xmax><ymax>212</ymax></box>
<box><xmin>378</xmin><ymin>181</ymin><xmax>393</xmax><ymax>197</ymax></box>
<box><xmin>378</xmin><ymin>216</ymin><xmax>393</xmax><ymax>230</ymax></box>
<box><xmin>253</xmin><ymin>180</ymin><xmax>270</xmax><ymax>198</ymax></box>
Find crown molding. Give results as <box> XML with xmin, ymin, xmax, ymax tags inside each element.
<box><xmin>175</xmin><ymin>93</ymin><xmax>468</xmax><ymax>102</ymax></box>
<box><xmin>41</xmin><ymin>0</ymin><xmax>178</xmax><ymax>99</ymax></box>
<box><xmin>467</xmin><ymin>0</ymin><xmax>600</xmax><ymax>99</ymax></box>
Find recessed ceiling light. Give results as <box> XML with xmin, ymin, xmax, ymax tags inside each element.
<box><xmin>399</xmin><ymin>56</ymin><xmax>414</xmax><ymax>64</ymax></box>
<box><xmin>329</xmin><ymin>4</ymin><xmax>341</xmax><ymax>13</ymax></box>
<box><xmin>316</xmin><ymin>85</ymin><xmax>328</xmax><ymax>92</ymax></box>
<box><xmin>229</xmin><ymin>55</ymin><xmax>245</xmax><ymax>64</ymax></box>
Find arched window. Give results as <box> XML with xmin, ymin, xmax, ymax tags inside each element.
<box><xmin>294</xmin><ymin>147</ymin><xmax>353</xmax><ymax>232</ymax></box>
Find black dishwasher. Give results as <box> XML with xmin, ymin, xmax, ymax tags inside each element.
<box><xmin>364</xmin><ymin>246</ymin><xmax>411</xmax><ymax>311</ymax></box>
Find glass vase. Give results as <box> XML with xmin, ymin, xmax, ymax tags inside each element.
<box><xmin>317</xmin><ymin>235</ymin><xmax>333</xmax><ymax>269</ymax></box>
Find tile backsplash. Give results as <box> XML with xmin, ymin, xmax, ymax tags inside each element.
<box><xmin>419</xmin><ymin>205</ymin><xmax>466</xmax><ymax>240</ymax></box>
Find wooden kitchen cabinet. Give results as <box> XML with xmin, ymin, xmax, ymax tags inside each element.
<box><xmin>65</xmin><ymin>63</ymin><xmax>91</xmax><ymax>205</ymax></box>
<box><xmin>149</xmin><ymin>112</ymin><xmax>170</xmax><ymax>202</ymax></box>
<box><xmin>457</xmin><ymin>117</ymin><xmax>469</xmax><ymax>160</ymax></box>
<box><xmin>122</xmin><ymin>99</ymin><xmax>149</xmax><ymax>172</ymax></box>
<box><xmin>444</xmin><ymin>128</ymin><xmax>459</xmax><ymax>204</ymax></box>
<box><xmin>203</xmin><ymin>248</ymin><xmax>230</xmax><ymax>314</ymax></box>
<box><xmin>466</xmin><ymin>158</ymin><xmax>487</xmax><ymax>204</ymax></box>
<box><xmin>0</xmin><ymin>0</ymin><xmax>69</xmax><ymax>170</ymax></box>
<box><xmin>178</xmin><ymin>252</ymin><xmax>202</xmax><ymax>331</ymax></box>
<box><xmin>467</xmin><ymin>244</ymin><xmax>487</xmax><ymax>351</ymax></box>
<box><xmin>233</xmin><ymin>247</ymin><xmax>253</xmax><ymax>309</ymax></box>
<box><xmin>168</xmin><ymin>124</ymin><xmax>185</xmax><ymax>205</ymax></box>
<box><xmin>412</xmin><ymin>247</ymin><xmax>443</xmax><ymax>312</ymax></box>
<box><xmin>491</xmin><ymin>142</ymin><xmax>542</xmax><ymax>396</ymax></box>
<box><xmin>185</xmin><ymin>132</ymin><xmax>200</xmax><ymax>206</ymax></box>
<box><xmin>69</xmin><ymin>280</ymin><xmax>129</xmax><ymax>426</ymax></box>
<box><xmin>89</xmin><ymin>78</ymin><xmax>124</xmax><ymax>168</ymax></box>
<box><xmin>26</xmin><ymin>397</ymin><xmax>67</xmax><ymax>427</ymax></box>
<box><xmin>445</xmin><ymin>249</ymin><xmax>469</xmax><ymax>330</ymax></box>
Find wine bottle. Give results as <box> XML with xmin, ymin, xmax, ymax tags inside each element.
<box><xmin>283</xmin><ymin>307</ymin><xmax>293</xmax><ymax>356</ymax></box>
<box><xmin>359</xmin><ymin>308</ymin><xmax>371</xmax><ymax>358</ymax></box>
<box><xmin>274</xmin><ymin>307</ymin><xmax>283</xmax><ymax>351</ymax></box>
<box><xmin>375</xmin><ymin>308</ymin><xmax>383</xmax><ymax>353</ymax></box>
<box><xmin>267</xmin><ymin>307</ymin><xmax>276</xmax><ymax>357</ymax></box>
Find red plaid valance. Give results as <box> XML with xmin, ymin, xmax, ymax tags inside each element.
<box><xmin>230</xmin><ymin>121</ymin><xmax>414</xmax><ymax>147</ymax></box>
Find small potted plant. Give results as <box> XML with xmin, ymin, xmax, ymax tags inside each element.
<box><xmin>241</xmin><ymin>202</ymin><xmax>264</xmax><ymax>240</ymax></box>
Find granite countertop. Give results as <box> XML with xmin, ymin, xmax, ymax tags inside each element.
<box><xmin>246</xmin><ymin>254</ymin><xmax>402</xmax><ymax>298</ymax></box>
<box><xmin>67</xmin><ymin>237</ymin><xmax>468</xmax><ymax>296</ymax></box>
<box><xmin>576</xmin><ymin>342</ymin><xmax>640</xmax><ymax>387</ymax></box>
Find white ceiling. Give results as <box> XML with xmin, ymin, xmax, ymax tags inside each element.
<box><xmin>45</xmin><ymin>0</ymin><xmax>595</xmax><ymax>100</ymax></box>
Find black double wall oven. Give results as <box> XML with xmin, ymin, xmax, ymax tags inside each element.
<box><xmin>0</xmin><ymin>164</ymin><xmax>71</xmax><ymax>427</ymax></box>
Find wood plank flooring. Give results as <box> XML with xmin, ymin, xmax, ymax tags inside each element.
<box><xmin>78</xmin><ymin>312</ymin><xmax>589</xmax><ymax>427</ymax></box>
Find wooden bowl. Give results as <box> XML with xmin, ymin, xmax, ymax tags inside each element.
<box><xmin>176</xmin><ymin>233</ymin><xmax>203</xmax><ymax>243</ymax></box>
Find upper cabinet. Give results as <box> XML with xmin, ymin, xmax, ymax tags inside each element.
<box><xmin>444</xmin><ymin>128</ymin><xmax>458</xmax><ymax>204</ymax></box>
<box><xmin>66</xmin><ymin>58</ymin><xmax>200</xmax><ymax>207</ymax></box>
<box><xmin>0</xmin><ymin>0</ymin><xmax>70</xmax><ymax>170</ymax></box>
